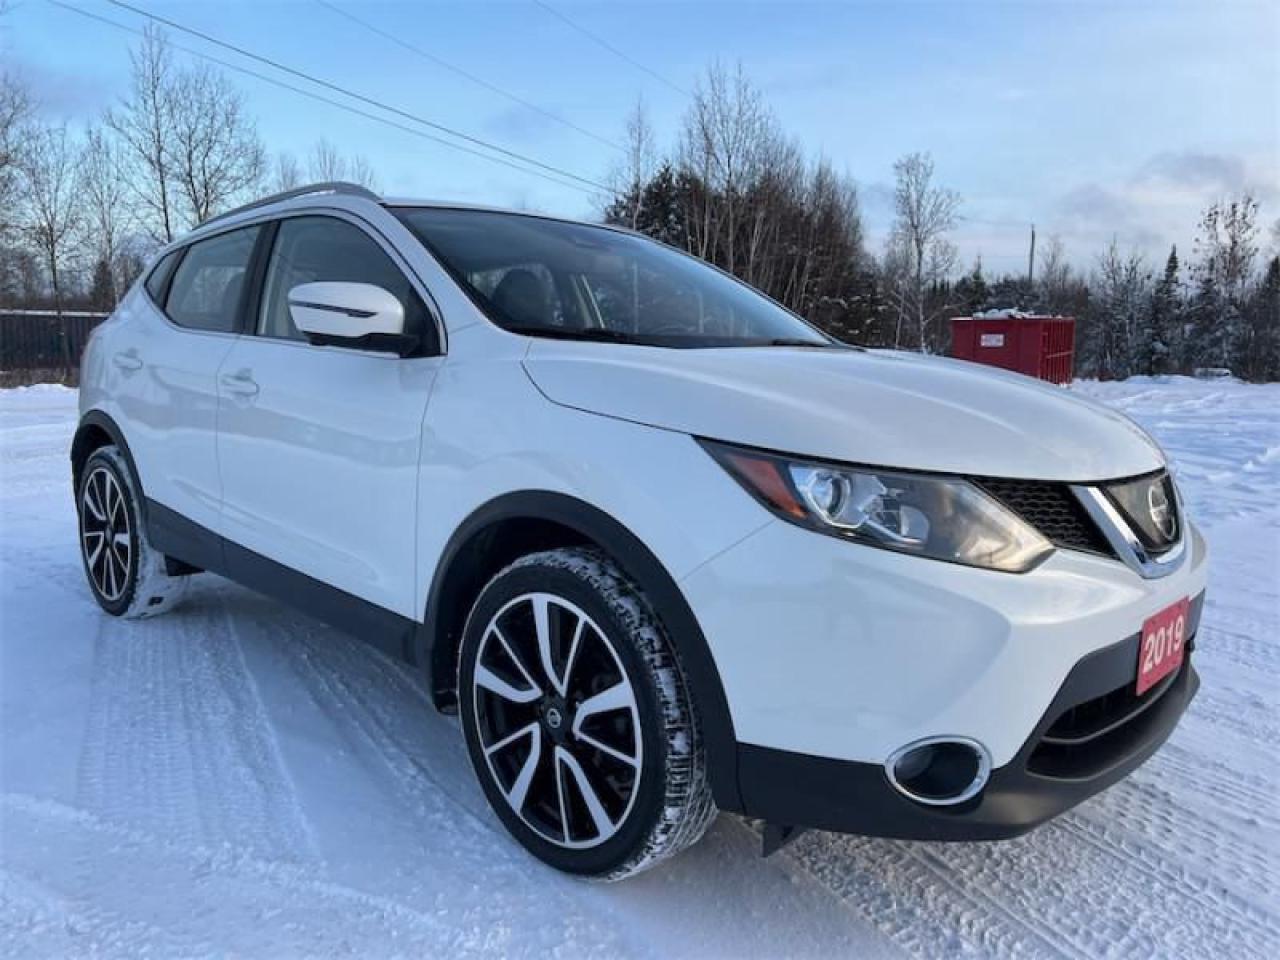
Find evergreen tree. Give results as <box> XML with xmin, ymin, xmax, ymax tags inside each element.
<box><xmin>1241</xmin><ymin>256</ymin><xmax>1280</xmax><ymax>382</ymax></box>
<box><xmin>1183</xmin><ymin>268</ymin><xmax>1221</xmax><ymax>373</ymax></box>
<box><xmin>88</xmin><ymin>255</ymin><xmax>115</xmax><ymax>311</ymax></box>
<box><xmin>953</xmin><ymin>259</ymin><xmax>989</xmax><ymax>314</ymax></box>
<box><xmin>1137</xmin><ymin>246</ymin><xmax>1182</xmax><ymax>375</ymax></box>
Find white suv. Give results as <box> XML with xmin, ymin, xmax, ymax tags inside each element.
<box><xmin>74</xmin><ymin>182</ymin><xmax>1207</xmax><ymax>879</ymax></box>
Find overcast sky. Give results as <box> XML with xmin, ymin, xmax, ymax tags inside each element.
<box><xmin>7</xmin><ymin>0</ymin><xmax>1278</xmax><ymax>271</ymax></box>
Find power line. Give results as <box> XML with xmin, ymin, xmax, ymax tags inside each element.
<box><xmin>99</xmin><ymin>0</ymin><xmax>611</xmax><ymax>192</ymax></box>
<box><xmin>531</xmin><ymin>0</ymin><xmax>689</xmax><ymax>97</ymax></box>
<box><xmin>314</xmin><ymin>0</ymin><xmax>623</xmax><ymax>154</ymax></box>
<box><xmin>45</xmin><ymin>0</ymin><xmax>598</xmax><ymax>195</ymax></box>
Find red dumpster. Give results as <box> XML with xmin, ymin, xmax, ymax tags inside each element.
<box><xmin>950</xmin><ymin>312</ymin><xmax>1076</xmax><ymax>384</ymax></box>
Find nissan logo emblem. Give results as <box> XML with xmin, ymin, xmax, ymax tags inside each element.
<box><xmin>1147</xmin><ymin>483</ymin><xmax>1176</xmax><ymax>540</ymax></box>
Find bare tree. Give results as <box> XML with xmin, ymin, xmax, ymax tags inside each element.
<box><xmin>347</xmin><ymin>153</ymin><xmax>380</xmax><ymax>192</ymax></box>
<box><xmin>78</xmin><ymin>125</ymin><xmax>132</xmax><ymax>307</ymax></box>
<box><xmin>168</xmin><ymin>63</ymin><xmax>264</xmax><ymax>224</ymax></box>
<box><xmin>0</xmin><ymin>57</ymin><xmax>32</xmax><ymax>240</ymax></box>
<box><xmin>1186</xmin><ymin>194</ymin><xmax>1261</xmax><ymax>368</ymax></box>
<box><xmin>679</xmin><ymin>63</ymin><xmax>772</xmax><ymax>270</ymax></box>
<box><xmin>608</xmin><ymin>97</ymin><xmax>657</xmax><ymax>228</ymax></box>
<box><xmin>1089</xmin><ymin>240</ymin><xmax>1149</xmax><ymax>379</ymax></box>
<box><xmin>1036</xmin><ymin>235</ymin><xmax>1072</xmax><ymax>312</ymax></box>
<box><xmin>107</xmin><ymin>26</ymin><xmax>179</xmax><ymax>242</ymax></box>
<box><xmin>17</xmin><ymin>123</ymin><xmax>82</xmax><ymax>323</ymax></box>
<box><xmin>305</xmin><ymin>138</ymin><xmax>378</xmax><ymax>190</ymax></box>
<box><xmin>270</xmin><ymin>151</ymin><xmax>302</xmax><ymax>193</ymax></box>
<box><xmin>309</xmin><ymin>138</ymin><xmax>346</xmax><ymax>181</ymax></box>
<box><xmin>891</xmin><ymin>152</ymin><xmax>960</xmax><ymax>349</ymax></box>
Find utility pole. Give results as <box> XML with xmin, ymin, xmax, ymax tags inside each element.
<box><xmin>1027</xmin><ymin>223</ymin><xmax>1036</xmax><ymax>289</ymax></box>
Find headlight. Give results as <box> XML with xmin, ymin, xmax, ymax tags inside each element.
<box><xmin>701</xmin><ymin>440</ymin><xmax>1053</xmax><ymax>573</ymax></box>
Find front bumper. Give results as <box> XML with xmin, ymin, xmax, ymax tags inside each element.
<box><xmin>679</xmin><ymin>512</ymin><xmax>1208</xmax><ymax>836</ymax></box>
<box><xmin>736</xmin><ymin>601</ymin><xmax>1201</xmax><ymax>839</ymax></box>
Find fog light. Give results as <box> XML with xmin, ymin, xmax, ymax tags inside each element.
<box><xmin>886</xmin><ymin>737</ymin><xmax>991</xmax><ymax>806</ymax></box>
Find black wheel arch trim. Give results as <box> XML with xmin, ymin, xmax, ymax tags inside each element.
<box><xmin>416</xmin><ymin>490</ymin><xmax>744</xmax><ymax>812</ymax></box>
<box><xmin>72</xmin><ymin>410</ymin><xmax>146</xmax><ymax>506</ymax></box>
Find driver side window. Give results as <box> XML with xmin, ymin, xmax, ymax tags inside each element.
<box><xmin>258</xmin><ymin>216</ymin><xmax>430</xmax><ymax>345</ymax></box>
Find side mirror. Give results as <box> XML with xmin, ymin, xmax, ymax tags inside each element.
<box><xmin>288</xmin><ymin>281</ymin><xmax>416</xmax><ymax>355</ymax></box>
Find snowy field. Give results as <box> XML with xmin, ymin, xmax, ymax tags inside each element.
<box><xmin>1</xmin><ymin>377</ymin><xmax>1277</xmax><ymax>959</ymax></box>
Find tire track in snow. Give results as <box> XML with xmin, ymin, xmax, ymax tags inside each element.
<box><xmin>0</xmin><ymin>794</ymin><xmax>520</xmax><ymax>959</ymax></box>
<box><xmin>227</xmin><ymin>606</ymin><xmax>651</xmax><ymax>959</ymax></box>
<box><xmin>1057</xmin><ymin>807</ymin><xmax>1278</xmax><ymax>943</ymax></box>
<box><xmin>1080</xmin><ymin>765</ymin><xmax>1278</xmax><ymax>901</ymax></box>
<box><xmin>75</xmin><ymin>584</ymin><xmax>316</xmax><ymax>864</ymax></box>
<box><xmin>1152</xmin><ymin>741</ymin><xmax>1280</xmax><ymax>829</ymax></box>
<box><xmin>1196</xmin><ymin>623</ymin><xmax>1280</xmax><ymax>675</ymax></box>
<box><xmin>784</xmin><ymin>785</ymin><xmax>1280</xmax><ymax>960</ymax></box>
<box><xmin>782</xmin><ymin>833</ymin><xmax>1087</xmax><ymax>960</ymax></box>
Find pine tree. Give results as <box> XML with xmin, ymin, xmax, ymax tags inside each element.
<box><xmin>1242</xmin><ymin>256</ymin><xmax>1280</xmax><ymax>382</ymax></box>
<box><xmin>953</xmin><ymin>259</ymin><xmax>989</xmax><ymax>314</ymax></box>
<box><xmin>1138</xmin><ymin>246</ymin><xmax>1182</xmax><ymax>375</ymax></box>
<box><xmin>88</xmin><ymin>255</ymin><xmax>115</xmax><ymax>311</ymax></box>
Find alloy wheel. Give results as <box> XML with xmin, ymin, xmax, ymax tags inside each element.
<box><xmin>81</xmin><ymin>465</ymin><xmax>132</xmax><ymax>602</ymax></box>
<box><xmin>471</xmin><ymin>592</ymin><xmax>643</xmax><ymax>849</ymax></box>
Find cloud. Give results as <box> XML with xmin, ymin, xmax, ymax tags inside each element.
<box><xmin>1050</xmin><ymin>148</ymin><xmax>1279</xmax><ymax>262</ymax></box>
<box><xmin>1134</xmin><ymin>151</ymin><xmax>1253</xmax><ymax>193</ymax></box>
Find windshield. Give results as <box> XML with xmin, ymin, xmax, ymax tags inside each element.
<box><xmin>395</xmin><ymin>207</ymin><xmax>837</xmax><ymax>348</ymax></box>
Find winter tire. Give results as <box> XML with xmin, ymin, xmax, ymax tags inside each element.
<box><xmin>458</xmin><ymin>547</ymin><xmax>717</xmax><ymax>880</ymax></box>
<box><xmin>77</xmin><ymin>445</ymin><xmax>189</xmax><ymax>619</ymax></box>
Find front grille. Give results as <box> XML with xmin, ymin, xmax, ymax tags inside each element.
<box><xmin>976</xmin><ymin>478</ymin><xmax>1115</xmax><ymax>557</ymax></box>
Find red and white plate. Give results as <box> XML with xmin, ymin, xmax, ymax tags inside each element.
<box><xmin>1136</xmin><ymin>597</ymin><xmax>1190</xmax><ymax>696</ymax></box>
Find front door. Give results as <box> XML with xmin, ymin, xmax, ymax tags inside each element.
<box><xmin>215</xmin><ymin>214</ymin><xmax>442</xmax><ymax>619</ymax></box>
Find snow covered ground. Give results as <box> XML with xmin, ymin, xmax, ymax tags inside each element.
<box><xmin>1</xmin><ymin>377</ymin><xmax>1277</xmax><ymax>959</ymax></box>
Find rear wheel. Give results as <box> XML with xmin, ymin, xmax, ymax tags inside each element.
<box><xmin>77</xmin><ymin>445</ymin><xmax>189</xmax><ymax>618</ymax></box>
<box><xmin>458</xmin><ymin>547</ymin><xmax>716</xmax><ymax>880</ymax></box>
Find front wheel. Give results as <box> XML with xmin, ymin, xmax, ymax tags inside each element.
<box><xmin>458</xmin><ymin>548</ymin><xmax>716</xmax><ymax>880</ymax></box>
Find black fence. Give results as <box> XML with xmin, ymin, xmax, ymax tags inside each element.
<box><xmin>0</xmin><ymin>311</ymin><xmax>109</xmax><ymax>380</ymax></box>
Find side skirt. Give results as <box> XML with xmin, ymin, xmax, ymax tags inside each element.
<box><xmin>145</xmin><ymin>498</ymin><xmax>416</xmax><ymax>659</ymax></box>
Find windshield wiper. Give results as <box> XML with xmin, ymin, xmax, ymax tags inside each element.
<box><xmin>504</xmin><ymin>325</ymin><xmax>637</xmax><ymax>343</ymax></box>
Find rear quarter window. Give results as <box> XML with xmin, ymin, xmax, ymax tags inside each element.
<box><xmin>144</xmin><ymin>249</ymin><xmax>182</xmax><ymax>304</ymax></box>
<box><xmin>163</xmin><ymin>226</ymin><xmax>261</xmax><ymax>333</ymax></box>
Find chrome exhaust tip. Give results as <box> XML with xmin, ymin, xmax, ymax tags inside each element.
<box><xmin>885</xmin><ymin>737</ymin><xmax>992</xmax><ymax>806</ymax></box>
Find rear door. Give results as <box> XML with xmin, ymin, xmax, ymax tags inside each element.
<box><xmin>112</xmin><ymin>224</ymin><xmax>261</xmax><ymax>545</ymax></box>
<box><xmin>215</xmin><ymin>213</ymin><xmax>442</xmax><ymax>618</ymax></box>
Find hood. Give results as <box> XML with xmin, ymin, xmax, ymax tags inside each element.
<box><xmin>523</xmin><ymin>342</ymin><xmax>1164</xmax><ymax>482</ymax></box>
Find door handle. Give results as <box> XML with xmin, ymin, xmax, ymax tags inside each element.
<box><xmin>220</xmin><ymin>370</ymin><xmax>259</xmax><ymax>397</ymax></box>
<box><xmin>112</xmin><ymin>350</ymin><xmax>142</xmax><ymax>372</ymax></box>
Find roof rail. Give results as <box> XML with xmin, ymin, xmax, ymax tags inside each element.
<box><xmin>201</xmin><ymin>181</ymin><xmax>382</xmax><ymax>228</ymax></box>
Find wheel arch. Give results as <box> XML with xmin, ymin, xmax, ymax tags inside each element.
<box><xmin>72</xmin><ymin>410</ymin><xmax>144</xmax><ymax>503</ymax></box>
<box><xmin>416</xmin><ymin>490</ymin><xmax>743</xmax><ymax>811</ymax></box>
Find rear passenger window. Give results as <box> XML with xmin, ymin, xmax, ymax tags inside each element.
<box><xmin>144</xmin><ymin>249</ymin><xmax>181</xmax><ymax>304</ymax></box>
<box><xmin>257</xmin><ymin>216</ymin><xmax>430</xmax><ymax>344</ymax></box>
<box><xmin>163</xmin><ymin>226</ymin><xmax>261</xmax><ymax>333</ymax></box>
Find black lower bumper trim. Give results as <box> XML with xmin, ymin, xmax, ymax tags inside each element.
<box><xmin>737</xmin><ymin>597</ymin><xmax>1203</xmax><ymax>841</ymax></box>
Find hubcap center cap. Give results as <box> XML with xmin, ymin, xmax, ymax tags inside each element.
<box><xmin>540</xmin><ymin>697</ymin><xmax>571</xmax><ymax>741</ymax></box>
